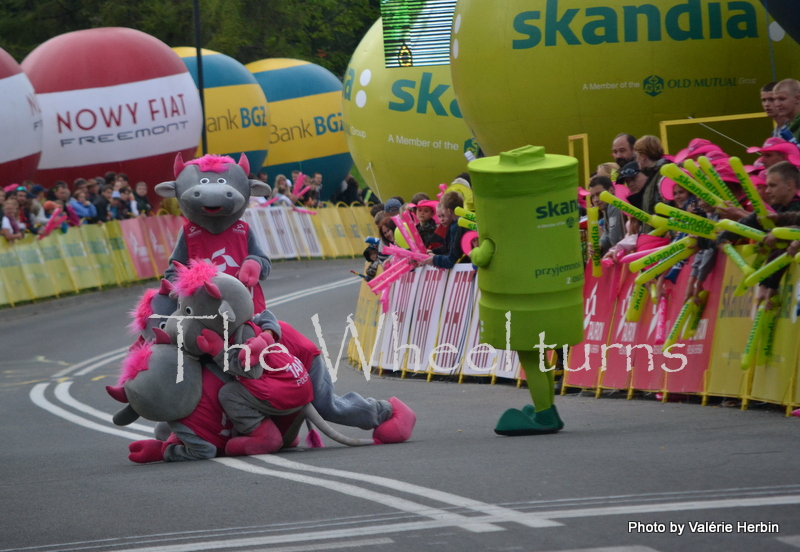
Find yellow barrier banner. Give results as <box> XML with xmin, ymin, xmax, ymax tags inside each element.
<box><xmin>349</xmin><ymin>263</ymin><xmax>382</xmax><ymax>367</ymax></box>
<box><xmin>57</xmin><ymin>227</ymin><xmax>100</xmax><ymax>290</ymax></box>
<box><xmin>750</xmin><ymin>263</ymin><xmax>800</xmax><ymax>407</ymax></box>
<box><xmin>310</xmin><ymin>209</ymin><xmax>341</xmax><ymax>258</ymax></box>
<box><xmin>104</xmin><ymin>221</ymin><xmax>139</xmax><ymax>283</ymax></box>
<box><xmin>80</xmin><ymin>225</ymin><xmax>119</xmax><ymax>287</ymax></box>
<box><xmin>38</xmin><ymin>234</ymin><xmax>77</xmax><ymax>294</ymax></box>
<box><xmin>14</xmin><ymin>235</ymin><xmax>56</xmax><ymax>299</ymax></box>
<box><xmin>283</xmin><ymin>208</ymin><xmax>311</xmax><ymax>259</ymax></box>
<box><xmin>704</xmin><ymin>247</ymin><xmax>757</xmax><ymax>399</ymax></box>
<box><xmin>0</xmin><ymin>239</ymin><xmax>33</xmax><ymax>305</ymax></box>
<box><xmin>0</xmin><ymin>258</ymin><xmax>8</xmax><ymax>306</ymax></box>
<box><xmin>318</xmin><ymin>206</ymin><xmax>354</xmax><ymax>257</ymax></box>
<box><xmin>351</xmin><ymin>205</ymin><xmax>378</xmax><ymax>243</ymax></box>
<box><xmin>336</xmin><ymin>204</ymin><xmax>367</xmax><ymax>255</ymax></box>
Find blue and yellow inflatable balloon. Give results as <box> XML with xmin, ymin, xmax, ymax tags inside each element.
<box><xmin>247</xmin><ymin>59</ymin><xmax>352</xmax><ymax>200</ymax></box>
<box><xmin>174</xmin><ymin>47</ymin><xmax>270</xmax><ymax>172</ymax></box>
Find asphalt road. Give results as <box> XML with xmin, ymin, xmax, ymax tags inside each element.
<box><xmin>1</xmin><ymin>258</ymin><xmax>799</xmax><ymax>552</ymax></box>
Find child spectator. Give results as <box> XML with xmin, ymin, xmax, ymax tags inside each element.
<box><xmin>92</xmin><ymin>185</ymin><xmax>115</xmax><ymax>222</ymax></box>
<box><xmin>383</xmin><ymin>198</ymin><xmax>402</xmax><ymax>217</ymax></box>
<box><xmin>111</xmin><ymin>190</ymin><xmax>125</xmax><ymax>220</ymax></box>
<box><xmin>117</xmin><ymin>186</ymin><xmax>137</xmax><ymax>218</ymax></box>
<box><xmin>2</xmin><ymin>198</ymin><xmax>24</xmax><ymax>243</ymax></box>
<box><xmin>53</xmin><ymin>182</ymin><xmax>81</xmax><ymax>226</ymax></box>
<box><xmin>588</xmin><ymin>175</ymin><xmax>624</xmax><ymax>255</ymax></box>
<box><xmin>69</xmin><ymin>189</ymin><xmax>97</xmax><ymax>222</ymax></box>
<box><xmin>134</xmin><ymin>181</ymin><xmax>153</xmax><ymax>216</ymax></box>
<box><xmin>377</xmin><ymin>217</ymin><xmax>396</xmax><ymax>261</ymax></box>
<box><xmin>415</xmin><ymin>199</ymin><xmax>439</xmax><ymax>249</ymax></box>
<box><xmin>425</xmin><ymin>191</ymin><xmax>466</xmax><ymax>269</ymax></box>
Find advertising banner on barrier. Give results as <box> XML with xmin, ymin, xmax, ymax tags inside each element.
<box><xmin>596</xmin><ymin>268</ymin><xmax>638</xmax><ymax>391</ymax></box>
<box><xmin>705</xmin><ymin>249</ymin><xmax>759</xmax><ymax>399</ymax></box>
<box><xmin>565</xmin><ymin>263</ymin><xmax>621</xmax><ymax>389</ymax></box>
<box><xmin>156</xmin><ymin>215</ymin><xmax>181</xmax><ymax>253</ymax></box>
<box><xmin>267</xmin><ymin>208</ymin><xmax>299</xmax><ymax>260</ymax></box>
<box><xmin>120</xmin><ymin>219</ymin><xmax>155</xmax><ymax>280</ymax></box>
<box><xmin>80</xmin><ymin>225</ymin><xmax>118</xmax><ymax>287</ymax></box>
<box><xmin>14</xmin><ymin>235</ymin><xmax>56</xmax><ymax>299</ymax></box>
<box><xmin>104</xmin><ymin>221</ymin><xmax>139</xmax><ymax>283</ymax></box>
<box><xmin>404</xmin><ymin>266</ymin><xmax>449</xmax><ymax>375</ymax></box>
<box><xmin>310</xmin><ymin>208</ymin><xmax>339</xmax><ymax>258</ymax></box>
<box><xmin>57</xmin><ymin>227</ymin><xmax>100</xmax><ymax>290</ymax></box>
<box><xmin>141</xmin><ymin>217</ymin><xmax>171</xmax><ymax>276</ymax></box>
<box><xmin>351</xmin><ymin>205</ymin><xmax>378</xmax><ymax>244</ymax></box>
<box><xmin>375</xmin><ymin>268</ymin><xmax>421</xmax><ymax>372</ymax></box>
<box><xmin>429</xmin><ymin>265</ymin><xmax>477</xmax><ymax>376</ymax></box>
<box><xmin>38</xmin><ymin>234</ymin><xmax>76</xmax><ymax>294</ymax></box>
<box><xmin>0</xmin><ymin>239</ymin><xmax>33</xmax><ymax>304</ymax></box>
<box><xmin>284</xmin><ymin>209</ymin><xmax>310</xmax><ymax>259</ymax></box>
<box><xmin>245</xmin><ymin>209</ymin><xmax>278</xmax><ymax>260</ymax></box>
<box><xmin>459</xmin><ymin>287</ymin><xmax>519</xmax><ymax>380</ymax></box>
<box><xmin>663</xmin><ymin>254</ymin><xmax>725</xmax><ymax>395</ymax></box>
<box><xmin>336</xmin><ymin>205</ymin><xmax>366</xmax><ymax>255</ymax></box>
<box><xmin>350</xmin><ymin>263</ymin><xmax>383</xmax><ymax>367</ymax></box>
<box><xmin>319</xmin><ymin>207</ymin><xmax>353</xmax><ymax>257</ymax></box>
<box><xmin>292</xmin><ymin>210</ymin><xmax>323</xmax><ymax>258</ymax></box>
<box><xmin>751</xmin><ymin>263</ymin><xmax>800</xmax><ymax>406</ymax></box>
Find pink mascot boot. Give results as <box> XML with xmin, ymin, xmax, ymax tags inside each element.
<box><xmin>373</xmin><ymin>397</ymin><xmax>416</xmax><ymax>444</ymax></box>
<box><xmin>128</xmin><ymin>434</ymin><xmax>180</xmax><ymax>463</ymax></box>
<box><xmin>225</xmin><ymin>419</ymin><xmax>283</xmax><ymax>456</ymax></box>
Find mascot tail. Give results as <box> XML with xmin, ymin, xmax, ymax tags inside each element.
<box><xmin>302</xmin><ymin>404</ymin><xmax>375</xmax><ymax>446</ymax></box>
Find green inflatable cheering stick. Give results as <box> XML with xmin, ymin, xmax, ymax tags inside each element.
<box><xmin>468</xmin><ymin>146</ymin><xmax>584</xmax><ymax>436</ymax></box>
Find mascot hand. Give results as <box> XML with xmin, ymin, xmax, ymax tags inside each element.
<box><xmin>197</xmin><ymin>329</ymin><xmax>224</xmax><ymax>357</ymax></box>
<box><xmin>238</xmin><ymin>332</ymin><xmax>276</xmax><ymax>368</ymax></box>
<box><xmin>237</xmin><ymin>259</ymin><xmax>261</xmax><ymax>288</ymax></box>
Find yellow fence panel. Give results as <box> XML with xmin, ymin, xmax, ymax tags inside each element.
<box><xmin>57</xmin><ymin>227</ymin><xmax>100</xmax><ymax>290</ymax></box>
<box><xmin>750</xmin><ymin>263</ymin><xmax>800</xmax><ymax>407</ymax></box>
<box><xmin>104</xmin><ymin>221</ymin><xmax>139</xmax><ymax>283</ymax></box>
<box><xmin>39</xmin><ymin>234</ymin><xmax>78</xmax><ymax>294</ymax></box>
<box><xmin>14</xmin><ymin>235</ymin><xmax>56</xmax><ymax>299</ymax></box>
<box><xmin>81</xmin><ymin>225</ymin><xmax>120</xmax><ymax>287</ymax></box>
<box><xmin>704</xmin><ymin>248</ymin><xmax>758</xmax><ymax>400</ymax></box>
<box><xmin>336</xmin><ymin>204</ymin><xmax>366</xmax><ymax>255</ymax></box>
<box><xmin>351</xmin><ymin>205</ymin><xmax>377</xmax><ymax>243</ymax></box>
<box><xmin>0</xmin><ymin>239</ymin><xmax>33</xmax><ymax>305</ymax></box>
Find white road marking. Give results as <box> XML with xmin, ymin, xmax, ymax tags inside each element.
<box><xmin>267</xmin><ymin>278</ymin><xmax>360</xmax><ymax>307</ymax></box>
<box><xmin>74</xmin><ymin>352</ymin><xmax>128</xmax><ymax>377</ymax></box>
<box><xmin>246</xmin><ymin>537</ymin><xmax>393</xmax><ymax>552</ymax></box>
<box><xmin>778</xmin><ymin>536</ymin><xmax>800</xmax><ymax>548</ymax></box>
<box><xmin>50</xmin><ymin>347</ymin><xmax>129</xmax><ymax>379</ymax></box>
<box><xmin>544</xmin><ymin>494</ymin><xmax>800</xmax><ymax>519</ymax></box>
<box><xmin>214</xmin><ymin>457</ymin><xmax>503</xmax><ymax>533</ymax></box>
<box><xmin>255</xmin><ymin>455</ymin><xmax>561</xmax><ymax>528</ymax></box>
<box><xmin>54</xmin><ymin>381</ymin><xmax>154</xmax><ymax>434</ymax></box>
<box><xmin>536</xmin><ymin>544</ymin><xmax>658</xmax><ymax>552</ymax></box>
<box><xmin>30</xmin><ymin>383</ymin><xmax>145</xmax><ymax>441</ymax></box>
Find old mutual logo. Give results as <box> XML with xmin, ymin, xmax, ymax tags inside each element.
<box><xmin>644</xmin><ymin>75</ymin><xmax>665</xmax><ymax>97</ymax></box>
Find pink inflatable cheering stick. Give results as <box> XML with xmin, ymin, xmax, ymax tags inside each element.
<box><xmin>383</xmin><ymin>244</ymin><xmax>429</xmax><ymax>263</ymax></box>
<box><xmin>293</xmin><ymin>185</ymin><xmax>312</xmax><ymax>199</ymax></box>
<box><xmin>370</xmin><ymin>263</ymin><xmax>414</xmax><ymax>294</ymax></box>
<box><xmin>367</xmin><ymin>258</ymin><xmax>411</xmax><ymax>291</ymax></box>
<box><xmin>292</xmin><ymin>207</ymin><xmax>317</xmax><ymax>215</ymax></box>
<box><xmin>38</xmin><ymin>208</ymin><xmax>67</xmax><ymax>239</ymax></box>
<box><xmin>380</xmin><ymin>288</ymin><xmax>390</xmax><ymax>313</ymax></box>
<box><xmin>263</xmin><ymin>196</ymin><xmax>280</xmax><ymax>206</ymax></box>
<box><xmin>400</xmin><ymin>210</ymin><xmax>426</xmax><ymax>252</ymax></box>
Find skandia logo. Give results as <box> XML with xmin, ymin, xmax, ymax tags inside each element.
<box><xmin>511</xmin><ymin>0</ymin><xmax>759</xmax><ymax>50</ymax></box>
<box><xmin>536</xmin><ymin>199</ymin><xmax>579</xmax><ymax>219</ymax></box>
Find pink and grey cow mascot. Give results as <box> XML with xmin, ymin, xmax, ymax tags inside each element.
<box><xmin>106</xmin><ymin>154</ymin><xmax>416</xmax><ymax>464</ymax></box>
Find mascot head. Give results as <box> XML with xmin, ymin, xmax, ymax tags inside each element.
<box><xmin>155</xmin><ymin>153</ymin><xmax>271</xmax><ymax>234</ymax></box>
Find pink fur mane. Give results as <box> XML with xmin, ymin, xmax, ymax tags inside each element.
<box><xmin>128</xmin><ymin>288</ymin><xmax>158</xmax><ymax>334</ymax></box>
<box><xmin>118</xmin><ymin>340</ymin><xmax>153</xmax><ymax>386</ymax></box>
<box><xmin>173</xmin><ymin>259</ymin><xmax>219</xmax><ymax>297</ymax></box>
<box><xmin>185</xmin><ymin>154</ymin><xmax>236</xmax><ymax>173</ymax></box>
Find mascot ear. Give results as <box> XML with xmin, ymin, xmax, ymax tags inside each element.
<box><xmin>237</xmin><ymin>153</ymin><xmax>250</xmax><ymax>177</ymax></box>
<box><xmin>203</xmin><ymin>281</ymin><xmax>222</xmax><ymax>300</ymax></box>
<box><xmin>218</xmin><ymin>300</ymin><xmax>236</xmax><ymax>323</ymax></box>
<box><xmin>158</xmin><ymin>279</ymin><xmax>173</xmax><ymax>296</ymax></box>
<box><xmin>174</xmin><ymin>152</ymin><xmax>188</xmax><ymax>178</ymax></box>
<box><xmin>250</xmin><ymin>180</ymin><xmax>271</xmax><ymax>198</ymax></box>
<box><xmin>155</xmin><ymin>181</ymin><xmax>177</xmax><ymax>198</ymax></box>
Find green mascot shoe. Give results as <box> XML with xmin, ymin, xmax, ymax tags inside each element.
<box><xmin>495</xmin><ymin>406</ymin><xmax>560</xmax><ymax>436</ymax></box>
<box><xmin>523</xmin><ymin>404</ymin><xmax>564</xmax><ymax>430</ymax></box>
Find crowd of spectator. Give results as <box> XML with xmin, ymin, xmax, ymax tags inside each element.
<box><xmin>1</xmin><ymin>171</ymin><xmax>154</xmax><ymax>243</ymax></box>
<box><xmin>586</xmin><ymin>78</ymin><xmax>800</xmax><ymax>314</ymax></box>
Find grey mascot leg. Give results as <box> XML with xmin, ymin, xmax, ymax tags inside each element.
<box><xmin>163</xmin><ymin>422</ymin><xmax>217</xmax><ymax>462</ymax></box>
<box><xmin>308</xmin><ymin>356</ymin><xmax>392</xmax><ymax>429</ymax></box>
<box><xmin>154</xmin><ymin>422</ymin><xmax>171</xmax><ymax>442</ymax></box>
<box><xmin>218</xmin><ymin>381</ymin><xmax>298</xmax><ymax>435</ymax></box>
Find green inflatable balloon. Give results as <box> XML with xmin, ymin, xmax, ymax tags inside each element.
<box><xmin>343</xmin><ymin>19</ymin><xmax>475</xmax><ymax>202</ymax></box>
<box><xmin>450</xmin><ymin>0</ymin><xmax>800</xmax><ymax>164</ymax></box>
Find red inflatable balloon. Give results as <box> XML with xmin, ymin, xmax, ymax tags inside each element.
<box><xmin>0</xmin><ymin>47</ymin><xmax>42</xmax><ymax>187</ymax></box>
<box><xmin>22</xmin><ymin>28</ymin><xmax>202</xmax><ymax>207</ymax></box>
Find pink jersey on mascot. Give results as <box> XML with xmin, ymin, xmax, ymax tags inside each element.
<box><xmin>156</xmin><ymin>153</ymin><xmax>271</xmax><ymax>315</ymax></box>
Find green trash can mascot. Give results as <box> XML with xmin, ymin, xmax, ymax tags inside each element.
<box><xmin>469</xmin><ymin>145</ymin><xmax>585</xmax><ymax>435</ymax></box>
